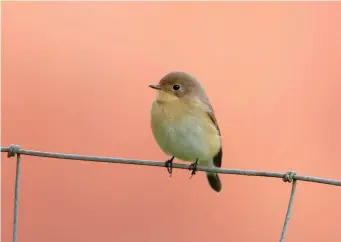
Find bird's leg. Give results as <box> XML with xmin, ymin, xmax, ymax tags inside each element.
<box><xmin>165</xmin><ymin>156</ymin><xmax>175</xmax><ymax>176</ymax></box>
<box><xmin>188</xmin><ymin>158</ymin><xmax>199</xmax><ymax>179</ymax></box>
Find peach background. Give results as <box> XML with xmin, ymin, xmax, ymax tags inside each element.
<box><xmin>2</xmin><ymin>2</ymin><xmax>341</xmax><ymax>242</ymax></box>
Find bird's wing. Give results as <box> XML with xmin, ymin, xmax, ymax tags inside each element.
<box><xmin>207</xmin><ymin>110</ymin><xmax>221</xmax><ymax>135</ymax></box>
<box><xmin>189</xmin><ymin>97</ymin><xmax>223</xmax><ymax>168</ymax></box>
<box><xmin>206</xmin><ymin>111</ymin><xmax>222</xmax><ymax>168</ymax></box>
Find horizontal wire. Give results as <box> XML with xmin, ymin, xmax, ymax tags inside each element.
<box><xmin>1</xmin><ymin>146</ymin><xmax>341</xmax><ymax>186</ymax></box>
<box><xmin>2</xmin><ymin>144</ymin><xmax>340</xmax><ymax>242</ymax></box>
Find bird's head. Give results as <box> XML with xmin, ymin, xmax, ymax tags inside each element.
<box><xmin>149</xmin><ymin>71</ymin><xmax>205</xmax><ymax>101</ymax></box>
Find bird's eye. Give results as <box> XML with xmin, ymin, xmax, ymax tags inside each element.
<box><xmin>173</xmin><ymin>84</ymin><xmax>181</xmax><ymax>91</ymax></box>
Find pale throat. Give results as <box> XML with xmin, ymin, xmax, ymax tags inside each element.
<box><xmin>154</xmin><ymin>90</ymin><xmax>208</xmax><ymax>123</ymax></box>
<box><xmin>155</xmin><ymin>90</ymin><xmax>179</xmax><ymax>102</ymax></box>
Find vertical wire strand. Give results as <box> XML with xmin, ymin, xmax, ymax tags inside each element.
<box><xmin>12</xmin><ymin>154</ymin><xmax>21</xmax><ymax>242</ymax></box>
<box><xmin>280</xmin><ymin>180</ymin><xmax>297</xmax><ymax>242</ymax></box>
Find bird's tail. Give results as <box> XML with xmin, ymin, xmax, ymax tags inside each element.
<box><xmin>206</xmin><ymin>172</ymin><xmax>222</xmax><ymax>192</ymax></box>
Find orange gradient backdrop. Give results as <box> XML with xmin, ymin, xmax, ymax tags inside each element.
<box><xmin>2</xmin><ymin>2</ymin><xmax>341</xmax><ymax>242</ymax></box>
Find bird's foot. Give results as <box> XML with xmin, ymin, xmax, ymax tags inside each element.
<box><xmin>165</xmin><ymin>156</ymin><xmax>174</xmax><ymax>177</ymax></box>
<box><xmin>282</xmin><ymin>170</ymin><xmax>296</xmax><ymax>183</ymax></box>
<box><xmin>188</xmin><ymin>158</ymin><xmax>199</xmax><ymax>179</ymax></box>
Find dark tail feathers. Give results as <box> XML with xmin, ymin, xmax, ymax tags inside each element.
<box><xmin>206</xmin><ymin>172</ymin><xmax>222</xmax><ymax>192</ymax></box>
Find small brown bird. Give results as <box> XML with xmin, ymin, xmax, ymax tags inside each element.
<box><xmin>149</xmin><ymin>71</ymin><xmax>223</xmax><ymax>192</ymax></box>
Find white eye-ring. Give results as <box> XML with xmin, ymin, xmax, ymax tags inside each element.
<box><xmin>173</xmin><ymin>84</ymin><xmax>181</xmax><ymax>91</ymax></box>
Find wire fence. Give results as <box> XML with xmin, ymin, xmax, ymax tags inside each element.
<box><xmin>2</xmin><ymin>144</ymin><xmax>341</xmax><ymax>242</ymax></box>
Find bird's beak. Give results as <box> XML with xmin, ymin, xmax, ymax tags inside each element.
<box><xmin>149</xmin><ymin>84</ymin><xmax>161</xmax><ymax>90</ymax></box>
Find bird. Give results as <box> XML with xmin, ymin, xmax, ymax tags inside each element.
<box><xmin>149</xmin><ymin>71</ymin><xmax>223</xmax><ymax>192</ymax></box>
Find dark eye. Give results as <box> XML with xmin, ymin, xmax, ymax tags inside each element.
<box><xmin>173</xmin><ymin>84</ymin><xmax>180</xmax><ymax>91</ymax></box>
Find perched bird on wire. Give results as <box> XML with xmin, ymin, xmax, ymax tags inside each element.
<box><xmin>149</xmin><ymin>71</ymin><xmax>223</xmax><ymax>192</ymax></box>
